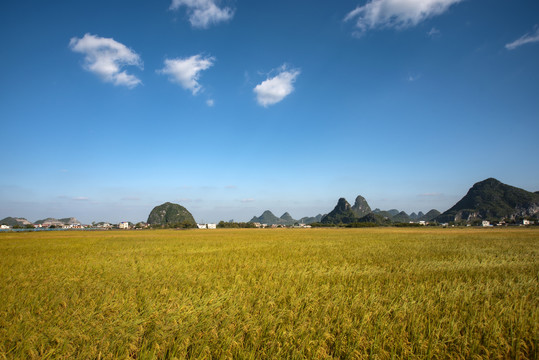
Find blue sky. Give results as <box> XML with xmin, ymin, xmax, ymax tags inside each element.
<box><xmin>1</xmin><ymin>0</ymin><xmax>538</xmax><ymax>224</ymax></box>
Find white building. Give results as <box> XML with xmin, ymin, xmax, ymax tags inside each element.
<box><xmin>119</xmin><ymin>222</ymin><xmax>129</xmax><ymax>229</ymax></box>
<box><xmin>197</xmin><ymin>224</ymin><xmax>217</xmax><ymax>229</ymax></box>
<box><xmin>482</xmin><ymin>221</ymin><xmax>491</xmax><ymax>227</ymax></box>
<box><xmin>0</xmin><ymin>224</ymin><xmax>10</xmax><ymax>229</ymax></box>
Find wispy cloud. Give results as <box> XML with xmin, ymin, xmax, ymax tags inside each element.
<box><xmin>427</xmin><ymin>27</ymin><xmax>441</xmax><ymax>38</ymax></box>
<box><xmin>170</xmin><ymin>0</ymin><xmax>234</xmax><ymax>29</ymax></box>
<box><xmin>505</xmin><ymin>26</ymin><xmax>539</xmax><ymax>50</ymax></box>
<box><xmin>206</xmin><ymin>99</ymin><xmax>215</xmax><ymax>107</ymax></box>
<box><xmin>69</xmin><ymin>33</ymin><xmax>143</xmax><ymax>88</ymax></box>
<box><xmin>254</xmin><ymin>65</ymin><xmax>300</xmax><ymax>107</ymax></box>
<box><xmin>240</xmin><ymin>198</ymin><xmax>255</xmax><ymax>203</ymax></box>
<box><xmin>58</xmin><ymin>195</ymin><xmax>90</xmax><ymax>201</ymax></box>
<box><xmin>158</xmin><ymin>55</ymin><xmax>215</xmax><ymax>95</ymax></box>
<box><xmin>407</xmin><ymin>73</ymin><xmax>421</xmax><ymax>82</ymax></box>
<box><xmin>72</xmin><ymin>197</ymin><xmax>89</xmax><ymax>201</ymax></box>
<box><xmin>418</xmin><ymin>193</ymin><xmax>442</xmax><ymax>197</ymax></box>
<box><xmin>344</xmin><ymin>0</ymin><xmax>463</xmax><ymax>36</ymax></box>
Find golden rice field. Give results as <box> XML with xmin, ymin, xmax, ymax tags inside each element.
<box><xmin>0</xmin><ymin>228</ymin><xmax>537</xmax><ymax>359</ymax></box>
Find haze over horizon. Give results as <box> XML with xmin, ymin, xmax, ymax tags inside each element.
<box><xmin>1</xmin><ymin>0</ymin><xmax>538</xmax><ymax>224</ymax></box>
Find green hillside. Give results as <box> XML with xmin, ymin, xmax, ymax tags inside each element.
<box><xmin>147</xmin><ymin>202</ymin><xmax>196</xmax><ymax>226</ymax></box>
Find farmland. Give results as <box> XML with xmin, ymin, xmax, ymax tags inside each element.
<box><xmin>0</xmin><ymin>228</ymin><xmax>537</xmax><ymax>359</ymax></box>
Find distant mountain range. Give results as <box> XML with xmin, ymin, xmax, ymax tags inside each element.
<box><xmin>318</xmin><ymin>198</ymin><xmax>440</xmax><ymax>225</ymax></box>
<box><xmin>248</xmin><ymin>199</ymin><xmax>440</xmax><ymax>226</ymax></box>
<box><xmin>247</xmin><ymin>178</ymin><xmax>537</xmax><ymax>226</ymax></box>
<box><xmin>248</xmin><ymin>211</ymin><xmax>325</xmax><ymax>226</ymax></box>
<box><xmin>0</xmin><ymin>217</ymin><xmax>82</xmax><ymax>227</ymax></box>
<box><xmin>0</xmin><ymin>217</ymin><xmax>33</xmax><ymax>227</ymax></box>
<box><xmin>2</xmin><ymin>178</ymin><xmax>537</xmax><ymax>228</ymax></box>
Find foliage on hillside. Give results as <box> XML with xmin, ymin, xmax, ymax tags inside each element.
<box><xmin>357</xmin><ymin>213</ymin><xmax>392</xmax><ymax>225</ymax></box>
<box><xmin>249</xmin><ymin>211</ymin><xmax>302</xmax><ymax>226</ymax></box>
<box><xmin>249</xmin><ymin>210</ymin><xmax>283</xmax><ymax>225</ymax></box>
<box><xmin>436</xmin><ymin>178</ymin><xmax>539</xmax><ymax>223</ymax></box>
<box><xmin>147</xmin><ymin>202</ymin><xmax>196</xmax><ymax>226</ymax></box>
<box><xmin>321</xmin><ymin>198</ymin><xmax>360</xmax><ymax>224</ymax></box>
<box><xmin>299</xmin><ymin>214</ymin><xmax>324</xmax><ymax>224</ymax></box>
<box><xmin>217</xmin><ymin>221</ymin><xmax>256</xmax><ymax>228</ymax></box>
<box><xmin>351</xmin><ymin>195</ymin><xmax>371</xmax><ymax>218</ymax></box>
<box><xmin>0</xmin><ymin>217</ymin><xmax>31</xmax><ymax>227</ymax></box>
<box><xmin>391</xmin><ymin>211</ymin><xmax>411</xmax><ymax>223</ymax></box>
<box><xmin>420</xmin><ymin>209</ymin><xmax>441</xmax><ymax>222</ymax></box>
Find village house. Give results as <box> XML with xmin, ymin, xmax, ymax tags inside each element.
<box><xmin>197</xmin><ymin>224</ymin><xmax>217</xmax><ymax>229</ymax></box>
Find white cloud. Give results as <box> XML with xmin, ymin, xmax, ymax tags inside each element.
<box><xmin>69</xmin><ymin>33</ymin><xmax>142</xmax><ymax>88</ymax></box>
<box><xmin>427</xmin><ymin>27</ymin><xmax>441</xmax><ymax>37</ymax></box>
<box><xmin>240</xmin><ymin>198</ymin><xmax>255</xmax><ymax>203</ymax></box>
<box><xmin>505</xmin><ymin>27</ymin><xmax>539</xmax><ymax>50</ymax></box>
<box><xmin>206</xmin><ymin>99</ymin><xmax>215</xmax><ymax>107</ymax></box>
<box><xmin>418</xmin><ymin>193</ymin><xmax>442</xmax><ymax>197</ymax></box>
<box><xmin>407</xmin><ymin>73</ymin><xmax>421</xmax><ymax>82</ymax></box>
<box><xmin>158</xmin><ymin>55</ymin><xmax>215</xmax><ymax>95</ymax></box>
<box><xmin>253</xmin><ymin>66</ymin><xmax>300</xmax><ymax>107</ymax></box>
<box><xmin>344</xmin><ymin>0</ymin><xmax>463</xmax><ymax>35</ymax></box>
<box><xmin>170</xmin><ymin>0</ymin><xmax>234</xmax><ymax>28</ymax></box>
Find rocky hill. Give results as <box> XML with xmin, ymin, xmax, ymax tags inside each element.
<box><xmin>321</xmin><ymin>198</ymin><xmax>360</xmax><ymax>224</ymax></box>
<box><xmin>435</xmin><ymin>178</ymin><xmax>539</xmax><ymax>223</ymax></box>
<box><xmin>59</xmin><ymin>217</ymin><xmax>81</xmax><ymax>225</ymax></box>
<box><xmin>34</xmin><ymin>217</ymin><xmax>82</xmax><ymax>226</ymax></box>
<box><xmin>391</xmin><ymin>211</ymin><xmax>411</xmax><ymax>223</ymax></box>
<box><xmin>420</xmin><ymin>209</ymin><xmax>441</xmax><ymax>222</ymax></box>
<box><xmin>147</xmin><ymin>202</ymin><xmax>196</xmax><ymax>226</ymax></box>
<box><xmin>372</xmin><ymin>209</ymin><xmax>400</xmax><ymax>219</ymax></box>
<box><xmin>351</xmin><ymin>195</ymin><xmax>371</xmax><ymax>218</ymax></box>
<box><xmin>249</xmin><ymin>210</ymin><xmax>282</xmax><ymax>225</ymax></box>
<box><xmin>279</xmin><ymin>212</ymin><xmax>296</xmax><ymax>226</ymax></box>
<box><xmin>0</xmin><ymin>217</ymin><xmax>33</xmax><ymax>227</ymax></box>
<box><xmin>299</xmin><ymin>214</ymin><xmax>324</xmax><ymax>224</ymax></box>
<box><xmin>409</xmin><ymin>212</ymin><xmax>420</xmax><ymax>221</ymax></box>
<box><xmin>357</xmin><ymin>213</ymin><xmax>392</xmax><ymax>225</ymax></box>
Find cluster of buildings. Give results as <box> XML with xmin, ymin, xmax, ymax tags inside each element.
<box><xmin>0</xmin><ymin>222</ymin><xmax>150</xmax><ymax>231</ymax></box>
<box><xmin>481</xmin><ymin>219</ymin><xmax>535</xmax><ymax>227</ymax></box>
<box><xmin>251</xmin><ymin>223</ymin><xmax>312</xmax><ymax>228</ymax></box>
